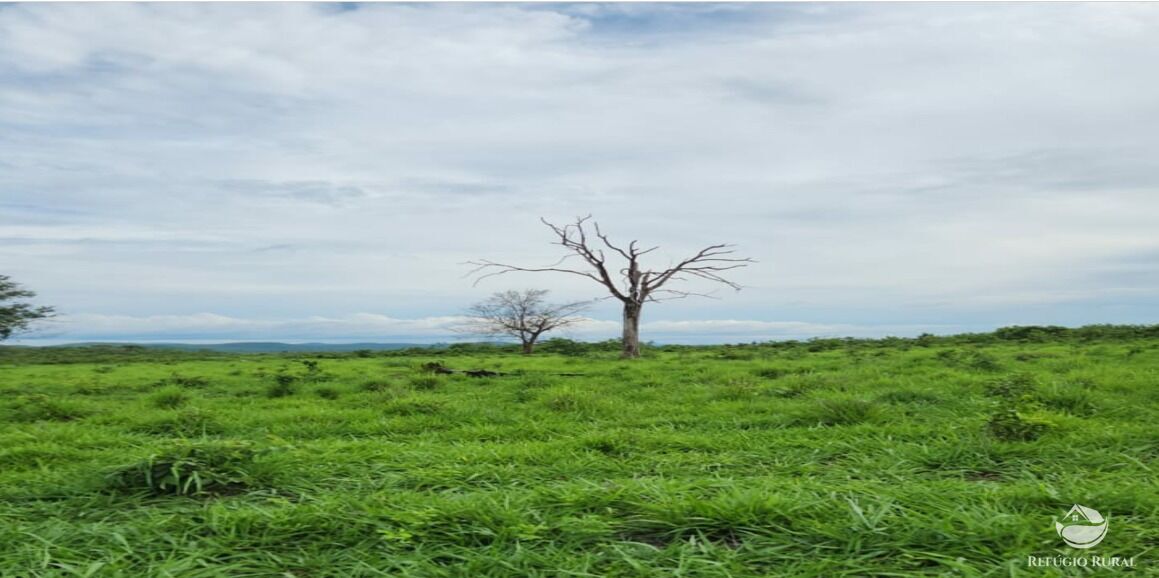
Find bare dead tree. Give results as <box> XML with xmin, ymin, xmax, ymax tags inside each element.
<box><xmin>459</xmin><ymin>289</ymin><xmax>591</xmax><ymax>354</ymax></box>
<box><xmin>468</xmin><ymin>216</ymin><xmax>753</xmax><ymax>358</ymax></box>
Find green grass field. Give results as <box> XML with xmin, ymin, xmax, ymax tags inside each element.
<box><xmin>1</xmin><ymin>335</ymin><xmax>1155</xmax><ymax>576</ymax></box>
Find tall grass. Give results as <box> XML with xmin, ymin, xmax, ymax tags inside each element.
<box><xmin>0</xmin><ymin>339</ymin><xmax>1154</xmax><ymax>575</ymax></box>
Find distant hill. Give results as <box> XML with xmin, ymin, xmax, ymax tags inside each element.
<box><xmin>48</xmin><ymin>342</ymin><xmax>440</xmax><ymax>353</ymax></box>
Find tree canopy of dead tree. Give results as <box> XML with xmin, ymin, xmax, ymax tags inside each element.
<box><xmin>468</xmin><ymin>216</ymin><xmax>753</xmax><ymax>358</ymax></box>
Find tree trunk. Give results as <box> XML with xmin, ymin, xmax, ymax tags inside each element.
<box><xmin>521</xmin><ymin>340</ymin><xmax>534</xmax><ymax>355</ymax></box>
<box><xmin>621</xmin><ymin>301</ymin><xmax>642</xmax><ymax>359</ymax></box>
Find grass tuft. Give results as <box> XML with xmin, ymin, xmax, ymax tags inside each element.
<box><xmin>792</xmin><ymin>397</ymin><xmax>880</xmax><ymax>426</ymax></box>
<box><xmin>4</xmin><ymin>395</ymin><xmax>91</xmax><ymax>422</ymax></box>
<box><xmin>313</xmin><ymin>385</ymin><xmax>341</xmax><ymax>400</ymax></box>
<box><xmin>105</xmin><ymin>440</ymin><xmax>269</xmax><ymax>497</ymax></box>
<box><xmin>985</xmin><ymin>408</ymin><xmax>1053</xmax><ymax>441</ymax></box>
<box><xmin>149</xmin><ymin>385</ymin><xmax>190</xmax><ymax>409</ymax></box>
<box><xmin>409</xmin><ymin>375</ymin><xmax>444</xmax><ymax>391</ymax></box>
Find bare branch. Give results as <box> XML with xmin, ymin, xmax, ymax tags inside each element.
<box><xmin>644</xmin><ymin>288</ymin><xmax>723</xmax><ymax>302</ymax></box>
<box><xmin>593</xmin><ymin>221</ymin><xmax>633</xmax><ymax>262</ymax></box>
<box><xmin>467</xmin><ymin>217</ymin><xmax>629</xmax><ymax>301</ymax></box>
<box><xmin>642</xmin><ymin>244</ymin><xmax>755</xmax><ymax>297</ymax></box>
<box><xmin>464</xmin><ymin>259</ymin><xmax>603</xmax><ymax>287</ymax></box>
<box><xmin>464</xmin><ymin>216</ymin><xmax>753</xmax><ymax>358</ymax></box>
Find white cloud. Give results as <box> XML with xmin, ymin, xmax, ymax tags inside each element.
<box><xmin>2</xmin><ymin>3</ymin><xmax>1157</xmax><ymax>340</ymax></box>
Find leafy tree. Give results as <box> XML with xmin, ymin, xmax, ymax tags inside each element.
<box><xmin>0</xmin><ymin>275</ymin><xmax>55</xmax><ymax>341</ymax></box>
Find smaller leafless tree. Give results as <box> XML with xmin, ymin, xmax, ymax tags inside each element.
<box><xmin>460</xmin><ymin>289</ymin><xmax>590</xmax><ymax>354</ymax></box>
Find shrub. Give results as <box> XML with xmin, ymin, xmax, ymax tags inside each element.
<box><xmin>986</xmin><ymin>409</ymin><xmax>1052</xmax><ymax>441</ymax></box>
<box><xmin>994</xmin><ymin>325</ymin><xmax>1071</xmax><ymax>342</ymax></box>
<box><xmin>267</xmin><ymin>374</ymin><xmax>298</xmax><ymax>398</ymax></box>
<box><xmin>985</xmin><ymin>373</ymin><xmax>1038</xmax><ymax>399</ymax></box>
<box><xmin>106</xmin><ymin>440</ymin><xmax>267</xmax><ymax>497</ymax></box>
<box><xmin>149</xmin><ymin>386</ymin><xmax>190</xmax><ymax>409</ymax></box>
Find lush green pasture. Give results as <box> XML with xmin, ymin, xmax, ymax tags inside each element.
<box><xmin>0</xmin><ymin>339</ymin><xmax>1155</xmax><ymax>577</ymax></box>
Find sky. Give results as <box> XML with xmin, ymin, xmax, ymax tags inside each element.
<box><xmin>2</xmin><ymin>2</ymin><xmax>1158</xmax><ymax>344</ymax></box>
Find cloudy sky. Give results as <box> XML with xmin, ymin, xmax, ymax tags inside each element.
<box><xmin>2</xmin><ymin>2</ymin><xmax>1158</xmax><ymax>344</ymax></box>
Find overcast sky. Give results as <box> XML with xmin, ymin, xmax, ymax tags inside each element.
<box><xmin>3</xmin><ymin>2</ymin><xmax>1158</xmax><ymax>344</ymax></box>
